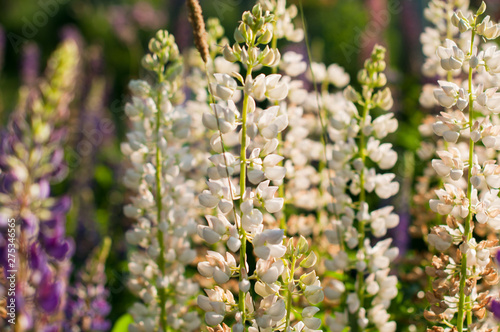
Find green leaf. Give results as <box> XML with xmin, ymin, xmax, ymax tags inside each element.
<box><xmin>111</xmin><ymin>314</ymin><xmax>134</xmax><ymax>332</ymax></box>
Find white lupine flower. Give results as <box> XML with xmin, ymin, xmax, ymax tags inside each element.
<box><xmin>373</xmin><ymin>173</ymin><xmax>399</xmax><ymax>199</ymax></box>
<box><xmin>373</xmin><ymin>87</ymin><xmax>394</xmax><ymax>111</ymax></box>
<box><xmin>326</xmin><ymin>311</ymin><xmax>348</xmax><ymax>332</ymax></box>
<box><xmin>198</xmin><ymin>180</ymin><xmax>234</xmax><ymax>213</ymax></box>
<box><xmin>358</xmin><ymin>308</ymin><xmax>369</xmax><ymax>330</ymax></box>
<box><xmin>475</xmin><ymin>85</ymin><xmax>500</xmax><ymax>113</ymax></box>
<box><xmin>325</xmin><ymin>250</ymin><xmax>349</xmax><ymax>271</ymax></box>
<box><xmin>307</xmin><ymin>62</ymin><xmax>327</xmax><ymax>82</ymax></box>
<box><xmin>327</xmin><ymin>63</ymin><xmax>350</xmax><ymax>88</ymax></box>
<box><xmin>211</xmin><ymin>73</ymin><xmax>238</xmax><ymax>100</ymax></box>
<box><xmin>263</xmin><ymin>154</ymin><xmax>286</xmax><ymax>181</ymax></box>
<box><xmin>430</xmin><ymin>183</ymin><xmax>469</xmax><ymax>218</ymax></box>
<box><xmin>304</xmin><ymin>284</ymin><xmax>325</xmax><ymax>305</ymax></box>
<box><xmin>255</xmin><ymin>296</ymin><xmax>286</xmax><ymax>328</ymax></box>
<box><xmin>482</xmin><ymin>163</ymin><xmax>500</xmax><ymax>187</ymax></box>
<box><xmin>125</xmin><ymin>32</ymin><xmax>201</xmax><ymax>331</ymax></box>
<box><xmin>428</xmin><ymin>226</ymin><xmax>453</xmax><ymax>251</ymax></box>
<box><xmin>421</xmin><ymin>27</ymin><xmax>442</xmax><ymax>57</ymax></box>
<box><xmin>253</xmin><ymin>229</ymin><xmax>286</xmax><ymax>260</ymax></box>
<box><xmin>208</xmin><ymin>153</ymin><xmax>236</xmax><ymax>179</ymax></box>
<box><xmin>420</xmin><ymin>83</ymin><xmax>438</xmax><ymax>107</ymax></box>
<box><xmin>374</xmin><ymin>270</ymin><xmax>398</xmax><ymax>305</ymax></box>
<box><xmin>198</xmin><ymin>251</ymin><xmax>236</xmax><ymax>284</ymax></box>
<box><xmin>476</xmin><ymin>15</ymin><xmax>500</xmax><ymax>39</ymax></box>
<box><xmin>431</xmin><ymin>148</ymin><xmax>465</xmax><ymax>180</ymax></box>
<box><xmin>241</xmin><ymin>199</ymin><xmax>264</xmax><ymax>233</ymax></box>
<box><xmin>346</xmin><ymin>293</ymin><xmax>360</xmax><ymax>313</ymax></box>
<box><xmin>213</xmin><ymin>56</ymin><xmax>240</xmax><ymax>74</ymax></box>
<box><xmin>369</xmin><ymin>206</ymin><xmax>399</xmax><ymax>237</ymax></box>
<box><xmin>202</xmin><ymin>101</ymin><xmax>238</xmax><ymax>133</ymax></box>
<box><xmin>302</xmin><ymin>307</ymin><xmax>321</xmax><ymax>330</ymax></box>
<box><xmin>475</xmin><ymin>189</ymin><xmax>500</xmax><ymax>228</ymax></box>
<box><xmin>437</xmin><ymin>39</ymin><xmax>465</xmax><ymax>71</ymax></box>
<box><xmin>366</xmin><ymin>138</ymin><xmax>397</xmax><ymax>170</ymax></box>
<box><xmin>281</xmin><ymin>51</ymin><xmax>307</xmax><ymax>77</ymax></box>
<box><xmin>481</xmin><ymin>45</ymin><xmax>500</xmax><ymax>74</ymax></box>
<box><xmin>371</xmin><ymin>113</ymin><xmax>398</xmax><ymax>138</ymax></box>
<box><xmin>324</xmin><ymin>279</ymin><xmax>345</xmax><ymax>301</ymax></box>
<box><xmin>265</xmin><ymin>74</ymin><xmax>289</xmax><ymax>101</ymax></box>
<box><xmin>433</xmin><ymin>80</ymin><xmax>468</xmax><ymax>109</ymax></box>
<box><xmin>256</xmin><ymin>180</ymin><xmax>285</xmax><ymax>213</ymax></box>
<box><xmin>368</xmin><ymin>305</ymin><xmax>395</xmax><ymax>332</ymax></box>
<box><xmin>258</xmin><ymin>106</ymin><xmax>288</xmax><ymax>139</ymax></box>
<box><xmin>245</xmin><ymin>74</ymin><xmax>267</xmax><ymax>100</ymax></box>
<box><xmin>366</xmin><ymin>274</ymin><xmax>380</xmax><ymax>295</ymax></box>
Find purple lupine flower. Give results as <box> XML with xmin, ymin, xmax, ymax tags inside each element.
<box><xmin>0</xmin><ymin>40</ymin><xmax>79</xmax><ymax>330</ymax></box>
<box><xmin>490</xmin><ymin>298</ymin><xmax>500</xmax><ymax>320</ymax></box>
<box><xmin>37</xmin><ymin>274</ymin><xmax>63</xmax><ymax>313</ymax></box>
<box><xmin>64</xmin><ymin>238</ymin><xmax>112</xmax><ymax>331</ymax></box>
<box><xmin>21</xmin><ymin>42</ymin><xmax>40</xmax><ymax>87</ymax></box>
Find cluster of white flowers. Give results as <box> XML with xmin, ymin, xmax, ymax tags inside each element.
<box><xmin>259</xmin><ymin>0</ymin><xmax>304</xmax><ymax>43</ymax></box>
<box><xmin>123</xmin><ymin>31</ymin><xmax>200</xmax><ymax>332</ymax></box>
<box><xmin>322</xmin><ymin>45</ymin><xmax>400</xmax><ymax>332</ymax></box>
<box><xmin>196</xmin><ymin>5</ymin><xmax>324</xmax><ymax>331</ymax></box>
<box><xmin>424</xmin><ymin>2</ymin><xmax>500</xmax><ymax>330</ymax></box>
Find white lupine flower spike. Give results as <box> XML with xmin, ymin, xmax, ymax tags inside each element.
<box><xmin>321</xmin><ymin>45</ymin><xmax>399</xmax><ymax>331</ymax></box>
<box><xmin>422</xmin><ymin>1</ymin><xmax>500</xmax><ymax>331</ymax></box>
<box><xmin>195</xmin><ymin>3</ymin><xmax>323</xmax><ymax>331</ymax></box>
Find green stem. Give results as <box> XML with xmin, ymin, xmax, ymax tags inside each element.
<box><xmin>155</xmin><ymin>72</ymin><xmax>168</xmax><ymax>331</ymax></box>
<box><xmin>239</xmin><ymin>65</ymin><xmax>253</xmax><ymax>326</ymax></box>
<box><xmin>457</xmin><ymin>28</ymin><xmax>475</xmax><ymax>332</ymax></box>
<box><xmin>285</xmin><ymin>256</ymin><xmax>297</xmax><ymax>329</ymax></box>
<box><xmin>355</xmin><ymin>100</ymin><xmax>370</xmax><ymax>330</ymax></box>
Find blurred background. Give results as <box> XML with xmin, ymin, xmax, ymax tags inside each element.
<box><xmin>1</xmin><ymin>0</ymin><xmax>499</xmax><ymax>328</ymax></box>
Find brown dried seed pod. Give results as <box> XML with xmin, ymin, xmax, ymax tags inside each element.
<box><xmin>426</xmin><ymin>266</ymin><xmax>438</xmax><ymax>277</ymax></box>
<box><xmin>186</xmin><ymin>0</ymin><xmax>209</xmax><ymax>63</ymax></box>
<box><xmin>424</xmin><ymin>310</ymin><xmax>440</xmax><ymax>322</ymax></box>
<box><xmin>473</xmin><ymin>306</ymin><xmax>486</xmax><ymax>319</ymax></box>
<box><xmin>483</xmin><ymin>270</ymin><xmax>499</xmax><ymax>285</ymax></box>
<box><xmin>446</xmin><ymin>215</ymin><xmax>458</xmax><ymax>228</ymax></box>
<box><xmin>427</xmin><ymin>327</ymin><xmax>445</xmax><ymax>332</ymax></box>
<box><xmin>426</xmin><ymin>291</ymin><xmax>440</xmax><ymax>304</ymax></box>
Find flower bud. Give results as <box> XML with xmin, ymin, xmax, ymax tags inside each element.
<box><xmin>234</xmin><ymin>24</ymin><xmax>246</xmax><ymax>43</ymax></box>
<box><xmin>375</xmin><ymin>73</ymin><xmax>387</xmax><ymax>87</ymax></box>
<box><xmin>344</xmin><ymin>85</ymin><xmax>360</xmax><ymax>102</ymax></box>
<box><xmin>243</xmin><ymin>12</ymin><xmax>253</xmax><ymax>27</ymax></box>
<box><xmin>258</xmin><ymin>28</ymin><xmax>273</xmax><ymax>44</ymax></box>
<box><xmin>239</xmin><ymin>279</ymin><xmax>251</xmax><ymax>293</ymax></box>
<box><xmin>451</xmin><ymin>13</ymin><xmax>460</xmax><ymax>27</ymax></box>
<box><xmin>223</xmin><ymin>44</ymin><xmax>238</xmax><ymax>62</ymax></box>
<box><xmin>252</xmin><ymin>4</ymin><xmax>262</xmax><ymax>18</ymax></box>
<box><xmin>233</xmin><ymin>323</ymin><xmax>244</xmax><ymax>332</ymax></box>
<box><xmin>357</xmin><ymin>69</ymin><xmax>369</xmax><ymax>85</ymax></box>
<box><xmin>141</xmin><ymin>54</ymin><xmax>157</xmax><ymax>70</ymax></box>
<box><xmin>443</xmin><ymin>130</ymin><xmax>460</xmax><ymax>143</ymax></box>
<box><xmin>300</xmin><ymin>251</ymin><xmax>318</xmax><ymax>268</ymax></box>
<box><xmin>205</xmin><ymin>312</ymin><xmax>224</xmax><ymax>326</ymax></box>
<box><xmin>260</xmin><ymin>47</ymin><xmax>275</xmax><ymax>66</ymax></box>
<box><xmin>129</xmin><ymin>80</ymin><xmax>151</xmax><ymax>97</ymax></box>
<box><xmin>477</xmin><ymin>1</ymin><xmax>487</xmax><ymax>15</ymax></box>
<box><xmin>458</xmin><ymin>19</ymin><xmax>470</xmax><ymax>33</ymax></box>
<box><xmin>227</xmin><ymin>236</ymin><xmax>242</xmax><ymax>252</ymax></box>
<box><xmin>297</xmin><ymin>235</ymin><xmax>309</xmax><ymax>255</ymax></box>
<box><xmin>470</xmin><ymin>55</ymin><xmax>479</xmax><ymax>68</ymax></box>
